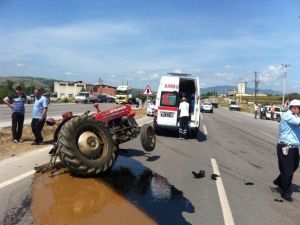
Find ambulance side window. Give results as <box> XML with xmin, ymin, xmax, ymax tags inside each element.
<box><xmin>160</xmin><ymin>91</ymin><xmax>178</xmax><ymax>107</ymax></box>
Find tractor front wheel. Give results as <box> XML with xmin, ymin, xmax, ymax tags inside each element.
<box><xmin>140</xmin><ymin>124</ymin><xmax>156</xmax><ymax>152</ymax></box>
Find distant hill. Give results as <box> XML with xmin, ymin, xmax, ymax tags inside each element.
<box><xmin>201</xmin><ymin>85</ymin><xmax>281</xmax><ymax>95</ymax></box>
<box><xmin>0</xmin><ymin>76</ymin><xmax>59</xmax><ymax>88</ymax></box>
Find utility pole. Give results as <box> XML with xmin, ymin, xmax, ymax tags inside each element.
<box><xmin>282</xmin><ymin>64</ymin><xmax>290</xmax><ymax>106</ymax></box>
<box><xmin>254</xmin><ymin>71</ymin><xmax>260</xmax><ymax>104</ymax></box>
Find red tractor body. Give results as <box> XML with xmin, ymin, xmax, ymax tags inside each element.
<box><xmin>92</xmin><ymin>104</ymin><xmax>135</xmax><ymax>123</ymax></box>
<box><xmin>49</xmin><ymin>103</ymin><xmax>156</xmax><ymax>177</ymax></box>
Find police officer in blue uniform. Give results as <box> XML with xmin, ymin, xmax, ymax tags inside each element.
<box><xmin>3</xmin><ymin>86</ymin><xmax>27</xmax><ymax>143</ymax></box>
<box><xmin>273</xmin><ymin>99</ymin><xmax>300</xmax><ymax>202</ymax></box>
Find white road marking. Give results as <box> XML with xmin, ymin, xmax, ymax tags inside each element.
<box><xmin>203</xmin><ymin>125</ymin><xmax>208</xmax><ymax>135</ymax></box>
<box><xmin>0</xmin><ymin>170</ymin><xmax>35</xmax><ymax>190</ymax></box>
<box><xmin>211</xmin><ymin>158</ymin><xmax>235</xmax><ymax>225</ymax></box>
<box><xmin>200</xmin><ymin>113</ymin><xmax>203</xmax><ymax>120</ymax></box>
<box><xmin>260</xmin><ymin>131</ymin><xmax>276</xmax><ymax>140</ymax></box>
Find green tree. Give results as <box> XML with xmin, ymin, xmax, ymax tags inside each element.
<box><xmin>6</xmin><ymin>80</ymin><xmax>15</xmax><ymax>92</ymax></box>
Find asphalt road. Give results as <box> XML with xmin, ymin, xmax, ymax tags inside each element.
<box><xmin>0</xmin><ymin>107</ymin><xmax>299</xmax><ymax>225</ymax></box>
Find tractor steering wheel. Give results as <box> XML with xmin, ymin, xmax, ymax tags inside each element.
<box><xmin>82</xmin><ymin>110</ymin><xmax>90</xmax><ymax>117</ymax></box>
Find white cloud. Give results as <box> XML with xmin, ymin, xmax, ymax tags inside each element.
<box><xmin>64</xmin><ymin>71</ymin><xmax>74</xmax><ymax>76</ymax></box>
<box><xmin>257</xmin><ymin>65</ymin><xmax>285</xmax><ymax>90</ymax></box>
<box><xmin>259</xmin><ymin>65</ymin><xmax>284</xmax><ymax>82</ymax></box>
<box><xmin>135</xmin><ymin>70</ymin><xmax>146</xmax><ymax>75</ymax></box>
<box><xmin>172</xmin><ymin>69</ymin><xmax>182</xmax><ymax>73</ymax></box>
<box><xmin>129</xmin><ymin>71</ymin><xmax>160</xmax><ymax>81</ymax></box>
<box><xmin>15</xmin><ymin>63</ymin><xmax>24</xmax><ymax>68</ymax></box>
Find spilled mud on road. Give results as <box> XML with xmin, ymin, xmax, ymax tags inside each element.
<box><xmin>32</xmin><ymin>156</ymin><xmax>194</xmax><ymax>225</ymax></box>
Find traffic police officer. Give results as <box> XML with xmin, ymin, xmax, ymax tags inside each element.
<box><xmin>273</xmin><ymin>99</ymin><xmax>300</xmax><ymax>202</ymax></box>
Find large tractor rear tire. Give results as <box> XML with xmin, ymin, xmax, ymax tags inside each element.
<box><xmin>57</xmin><ymin>116</ymin><xmax>116</xmax><ymax>176</ymax></box>
<box><xmin>140</xmin><ymin>124</ymin><xmax>156</xmax><ymax>152</ymax></box>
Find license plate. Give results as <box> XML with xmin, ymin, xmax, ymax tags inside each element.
<box><xmin>160</xmin><ymin>111</ymin><xmax>174</xmax><ymax>117</ymax></box>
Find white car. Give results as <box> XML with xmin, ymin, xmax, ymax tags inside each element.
<box><xmin>147</xmin><ymin>100</ymin><xmax>156</xmax><ymax>116</ymax></box>
<box><xmin>229</xmin><ymin>101</ymin><xmax>241</xmax><ymax>111</ymax></box>
<box><xmin>201</xmin><ymin>103</ymin><xmax>213</xmax><ymax>113</ymax></box>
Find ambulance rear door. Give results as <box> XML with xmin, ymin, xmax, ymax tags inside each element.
<box><xmin>157</xmin><ymin>91</ymin><xmax>179</xmax><ymax>127</ymax></box>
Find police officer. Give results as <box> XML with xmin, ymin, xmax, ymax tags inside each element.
<box><xmin>273</xmin><ymin>99</ymin><xmax>300</xmax><ymax>202</ymax></box>
<box><xmin>178</xmin><ymin>97</ymin><xmax>190</xmax><ymax>140</ymax></box>
<box><xmin>3</xmin><ymin>86</ymin><xmax>27</xmax><ymax>143</ymax></box>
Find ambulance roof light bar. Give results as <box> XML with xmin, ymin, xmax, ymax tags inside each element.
<box><xmin>167</xmin><ymin>73</ymin><xmax>191</xmax><ymax>77</ymax></box>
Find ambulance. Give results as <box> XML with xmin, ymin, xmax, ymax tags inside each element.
<box><xmin>153</xmin><ymin>73</ymin><xmax>201</xmax><ymax>137</ymax></box>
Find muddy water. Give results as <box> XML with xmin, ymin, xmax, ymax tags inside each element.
<box><xmin>32</xmin><ymin>156</ymin><xmax>194</xmax><ymax>225</ymax></box>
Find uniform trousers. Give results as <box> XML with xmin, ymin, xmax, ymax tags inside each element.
<box><xmin>274</xmin><ymin>143</ymin><xmax>299</xmax><ymax>193</ymax></box>
<box><xmin>179</xmin><ymin>116</ymin><xmax>189</xmax><ymax>139</ymax></box>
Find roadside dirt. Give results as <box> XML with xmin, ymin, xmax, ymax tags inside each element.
<box><xmin>0</xmin><ymin>108</ymin><xmax>147</xmax><ymax>160</ymax></box>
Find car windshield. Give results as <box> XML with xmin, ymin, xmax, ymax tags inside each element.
<box><xmin>78</xmin><ymin>92</ymin><xmax>89</xmax><ymax>97</ymax></box>
<box><xmin>231</xmin><ymin>101</ymin><xmax>237</xmax><ymax>105</ymax></box>
<box><xmin>116</xmin><ymin>90</ymin><xmax>130</xmax><ymax>95</ymax></box>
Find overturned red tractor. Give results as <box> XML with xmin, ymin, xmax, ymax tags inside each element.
<box><xmin>50</xmin><ymin>103</ymin><xmax>156</xmax><ymax>176</ymax></box>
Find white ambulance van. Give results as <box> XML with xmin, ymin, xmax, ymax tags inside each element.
<box><xmin>153</xmin><ymin>73</ymin><xmax>201</xmax><ymax>137</ymax></box>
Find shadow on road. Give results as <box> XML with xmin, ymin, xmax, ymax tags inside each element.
<box><xmin>104</xmin><ymin>156</ymin><xmax>196</xmax><ymax>225</ymax></box>
<box><xmin>196</xmin><ymin>130</ymin><xmax>207</xmax><ymax>143</ymax></box>
<box><xmin>119</xmin><ymin>148</ymin><xmax>161</xmax><ymax>162</ymax></box>
<box><xmin>291</xmin><ymin>183</ymin><xmax>300</xmax><ymax>193</ymax></box>
<box><xmin>155</xmin><ymin>128</ymin><xmax>207</xmax><ymax>143</ymax></box>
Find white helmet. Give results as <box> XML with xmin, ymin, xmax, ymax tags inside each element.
<box><xmin>289</xmin><ymin>99</ymin><xmax>300</xmax><ymax>108</ymax></box>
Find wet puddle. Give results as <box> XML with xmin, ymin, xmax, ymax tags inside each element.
<box><xmin>32</xmin><ymin>156</ymin><xmax>194</xmax><ymax>225</ymax></box>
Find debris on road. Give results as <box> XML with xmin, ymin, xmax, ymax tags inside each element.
<box><xmin>211</xmin><ymin>174</ymin><xmax>220</xmax><ymax>180</ymax></box>
<box><xmin>192</xmin><ymin>170</ymin><xmax>205</xmax><ymax>179</ymax></box>
<box><xmin>244</xmin><ymin>182</ymin><xmax>254</xmax><ymax>185</ymax></box>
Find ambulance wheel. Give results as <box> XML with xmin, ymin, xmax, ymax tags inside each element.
<box><xmin>153</xmin><ymin>121</ymin><xmax>160</xmax><ymax>135</ymax></box>
<box><xmin>190</xmin><ymin>128</ymin><xmax>199</xmax><ymax>138</ymax></box>
<box><xmin>140</xmin><ymin>124</ymin><xmax>156</xmax><ymax>152</ymax></box>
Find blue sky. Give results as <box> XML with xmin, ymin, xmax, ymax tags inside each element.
<box><xmin>1</xmin><ymin>0</ymin><xmax>300</xmax><ymax>92</ymax></box>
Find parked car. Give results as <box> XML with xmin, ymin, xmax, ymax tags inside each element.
<box><xmin>201</xmin><ymin>102</ymin><xmax>213</xmax><ymax>113</ymax></box>
<box><xmin>97</xmin><ymin>94</ymin><xmax>108</xmax><ymax>103</ymax></box>
<box><xmin>147</xmin><ymin>100</ymin><xmax>156</xmax><ymax>116</ymax></box>
<box><xmin>106</xmin><ymin>96</ymin><xmax>115</xmax><ymax>103</ymax></box>
<box><xmin>260</xmin><ymin>105</ymin><xmax>282</xmax><ymax>122</ymax></box>
<box><xmin>229</xmin><ymin>101</ymin><xmax>241</xmax><ymax>111</ymax></box>
<box><xmin>87</xmin><ymin>95</ymin><xmax>98</xmax><ymax>103</ymax></box>
<box><xmin>75</xmin><ymin>91</ymin><xmax>90</xmax><ymax>103</ymax></box>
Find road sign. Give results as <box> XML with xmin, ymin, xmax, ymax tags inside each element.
<box><xmin>143</xmin><ymin>85</ymin><xmax>153</xmax><ymax>96</ymax></box>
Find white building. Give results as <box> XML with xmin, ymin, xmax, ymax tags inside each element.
<box><xmin>54</xmin><ymin>81</ymin><xmax>87</xmax><ymax>99</ymax></box>
<box><xmin>238</xmin><ymin>82</ymin><xmax>247</xmax><ymax>94</ymax></box>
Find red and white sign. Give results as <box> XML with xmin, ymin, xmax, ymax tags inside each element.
<box><xmin>143</xmin><ymin>84</ymin><xmax>153</xmax><ymax>96</ymax></box>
